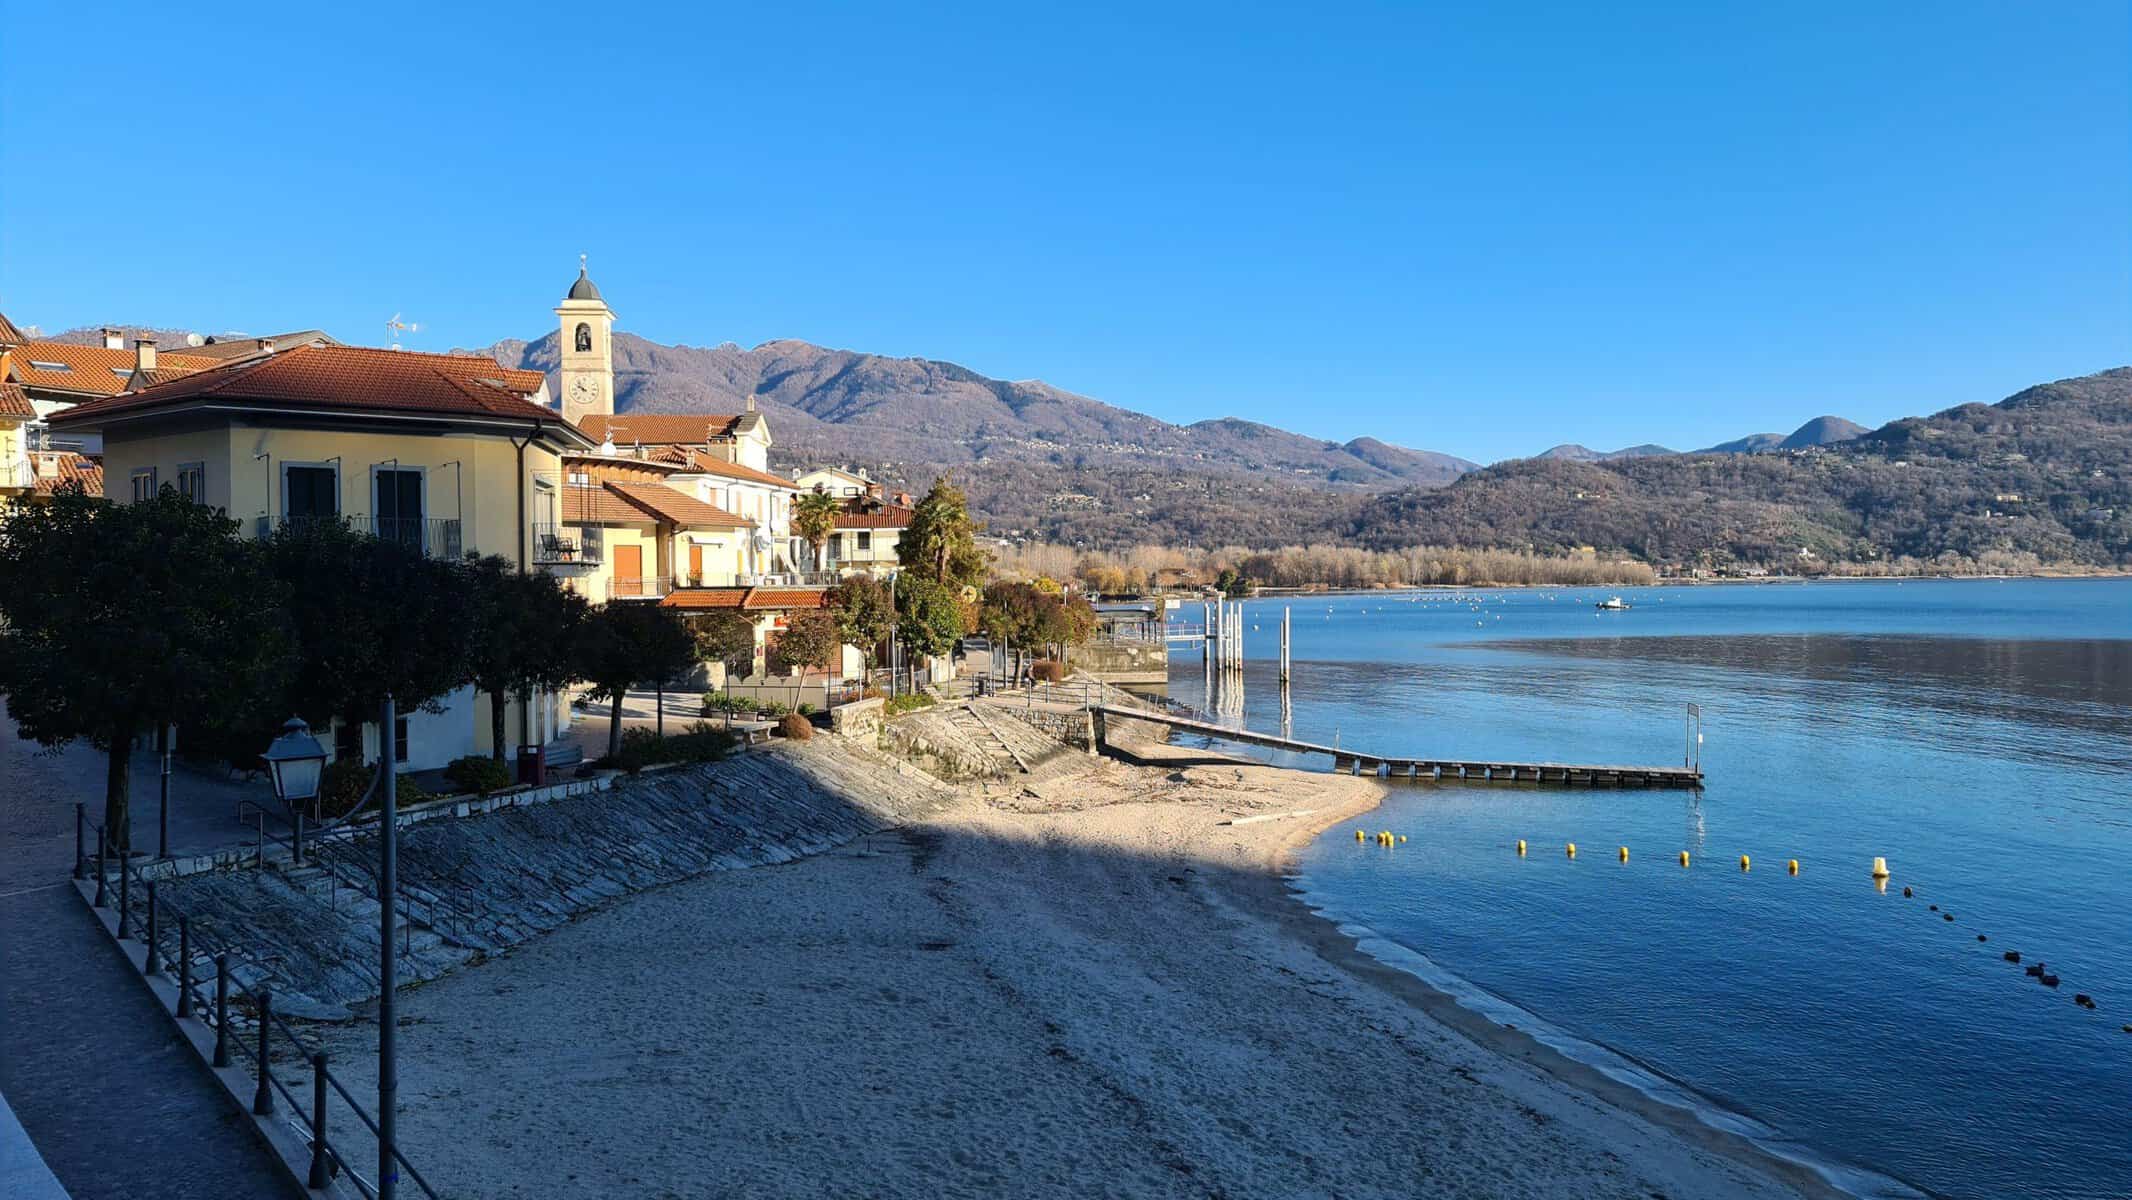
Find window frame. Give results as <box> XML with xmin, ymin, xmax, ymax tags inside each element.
<box><xmin>175</xmin><ymin>461</ymin><xmax>206</xmax><ymax>503</ymax></box>
<box><xmin>281</xmin><ymin>461</ymin><xmax>341</xmax><ymax>521</ymax></box>
<box><xmin>129</xmin><ymin>467</ymin><xmax>157</xmax><ymax>503</ymax></box>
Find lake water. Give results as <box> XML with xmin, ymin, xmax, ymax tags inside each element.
<box><xmin>1163</xmin><ymin>579</ymin><xmax>2132</xmax><ymax>1200</ymax></box>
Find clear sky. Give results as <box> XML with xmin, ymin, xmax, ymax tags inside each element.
<box><xmin>2</xmin><ymin>2</ymin><xmax>2125</xmax><ymax>462</ymax></box>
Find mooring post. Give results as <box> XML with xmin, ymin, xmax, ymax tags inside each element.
<box><xmin>176</xmin><ymin>917</ymin><xmax>194</xmax><ymax>1017</ymax></box>
<box><xmin>93</xmin><ymin>827</ymin><xmax>108</xmax><ymax>908</ymax></box>
<box><xmin>117</xmin><ymin>852</ymin><xmax>132</xmax><ymax>940</ymax></box>
<box><xmin>73</xmin><ymin>803</ymin><xmax>86</xmax><ymax>881</ymax></box>
<box><xmin>212</xmin><ymin>953</ymin><xmax>231</xmax><ymax>1067</ymax></box>
<box><xmin>143</xmin><ymin>881</ymin><xmax>161</xmax><ymax>975</ymax></box>
<box><xmin>253</xmin><ymin>989</ymin><xmax>275</xmax><ymax>1115</ymax></box>
<box><xmin>309</xmin><ymin>1053</ymin><xmax>332</xmax><ymax>1188</ymax></box>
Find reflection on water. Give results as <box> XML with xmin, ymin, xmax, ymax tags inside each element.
<box><xmin>1210</xmin><ymin>580</ymin><xmax>2132</xmax><ymax>1200</ymax></box>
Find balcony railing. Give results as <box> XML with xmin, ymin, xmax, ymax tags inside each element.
<box><xmin>736</xmin><ymin>571</ymin><xmax>841</xmax><ymax>588</ymax></box>
<box><xmin>0</xmin><ymin>460</ymin><xmax>30</xmax><ymax>489</ymax></box>
<box><xmin>532</xmin><ymin>523</ymin><xmax>603</xmax><ymax>566</ymax></box>
<box><xmin>609</xmin><ymin>575</ymin><xmax>674</xmax><ymax>600</ymax></box>
<box><xmin>255</xmin><ymin>513</ymin><xmax>463</xmax><ymax>559</ymax></box>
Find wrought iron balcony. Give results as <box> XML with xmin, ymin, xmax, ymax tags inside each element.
<box><xmin>254</xmin><ymin>513</ymin><xmax>463</xmax><ymax>559</ymax></box>
<box><xmin>532</xmin><ymin>523</ymin><xmax>603</xmax><ymax>566</ymax></box>
<box><xmin>609</xmin><ymin>575</ymin><xmax>674</xmax><ymax>600</ymax></box>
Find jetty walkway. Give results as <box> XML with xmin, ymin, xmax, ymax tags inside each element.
<box><xmin>1092</xmin><ymin>705</ymin><xmax>1704</xmax><ymax>789</ymax></box>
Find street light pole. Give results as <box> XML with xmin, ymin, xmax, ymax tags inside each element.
<box><xmin>378</xmin><ymin>692</ymin><xmax>399</xmax><ymax>1200</ymax></box>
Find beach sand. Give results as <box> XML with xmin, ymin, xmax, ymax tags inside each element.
<box><xmin>316</xmin><ymin>739</ymin><xmax>1832</xmax><ymax>1199</ymax></box>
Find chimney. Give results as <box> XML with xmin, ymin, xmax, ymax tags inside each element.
<box><xmin>35</xmin><ymin>453</ymin><xmax>57</xmax><ymax>479</ymax></box>
<box><xmin>101</xmin><ymin>327</ymin><xmax>124</xmax><ymax>350</ymax></box>
<box><xmin>256</xmin><ymin>338</ymin><xmax>275</xmax><ymax>354</ymax></box>
<box><xmin>134</xmin><ymin>337</ymin><xmax>157</xmax><ymax>373</ymax></box>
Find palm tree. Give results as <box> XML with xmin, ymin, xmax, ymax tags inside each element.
<box><xmin>792</xmin><ymin>490</ymin><xmax>842</xmax><ymax>573</ymax></box>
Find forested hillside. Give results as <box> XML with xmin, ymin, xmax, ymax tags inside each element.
<box><xmin>1346</xmin><ymin>369</ymin><xmax>2132</xmax><ymax>570</ymax></box>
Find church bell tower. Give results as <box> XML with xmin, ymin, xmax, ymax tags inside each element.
<box><xmin>556</xmin><ymin>255</ymin><xmax>615</xmax><ymax>427</ymax></box>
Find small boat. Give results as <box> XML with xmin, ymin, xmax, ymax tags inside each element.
<box><xmin>1595</xmin><ymin>596</ymin><xmax>1632</xmax><ymax>611</ymax></box>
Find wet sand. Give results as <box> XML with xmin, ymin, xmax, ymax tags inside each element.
<box><xmin>316</xmin><ymin>740</ymin><xmax>1834</xmax><ymax>1199</ymax></box>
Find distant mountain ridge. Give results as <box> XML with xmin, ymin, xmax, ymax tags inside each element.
<box><xmin>1702</xmin><ymin>415</ymin><xmax>1869</xmax><ymax>454</ymax></box>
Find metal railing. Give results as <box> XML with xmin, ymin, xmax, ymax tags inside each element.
<box><xmin>256</xmin><ymin>514</ymin><xmax>463</xmax><ymax>560</ymax></box>
<box><xmin>530</xmin><ymin>523</ymin><xmax>602</xmax><ymax>567</ymax></box>
<box><xmin>735</xmin><ymin>571</ymin><xmax>840</xmax><ymax>588</ymax></box>
<box><xmin>0</xmin><ymin>459</ymin><xmax>30</xmax><ymax>489</ymax></box>
<box><xmin>80</xmin><ymin>804</ymin><xmax>442</xmax><ymax>1199</ymax></box>
<box><xmin>609</xmin><ymin>575</ymin><xmax>674</xmax><ymax>600</ymax></box>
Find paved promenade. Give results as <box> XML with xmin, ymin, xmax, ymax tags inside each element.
<box><xmin>1</xmin><ymin>711</ymin><xmax>298</xmax><ymax>1200</ymax></box>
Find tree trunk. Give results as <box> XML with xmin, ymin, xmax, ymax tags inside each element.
<box><xmin>105</xmin><ymin>716</ymin><xmax>136</xmax><ymax>854</ymax></box>
<box><xmin>608</xmin><ymin>691</ymin><xmax>626</xmax><ymax>759</ymax></box>
<box><xmin>489</xmin><ymin>685</ymin><xmax>509</xmax><ymax>762</ymax></box>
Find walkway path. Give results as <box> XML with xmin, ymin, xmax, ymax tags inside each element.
<box><xmin>1</xmin><ymin>709</ymin><xmax>299</xmax><ymax>1200</ymax></box>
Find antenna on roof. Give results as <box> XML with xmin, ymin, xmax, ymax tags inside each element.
<box><xmin>386</xmin><ymin>313</ymin><xmax>421</xmax><ymax>351</ymax></box>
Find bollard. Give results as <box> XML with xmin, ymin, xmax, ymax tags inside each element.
<box><xmin>73</xmin><ymin>803</ymin><xmax>86</xmax><ymax>881</ymax></box>
<box><xmin>253</xmin><ymin>989</ymin><xmax>275</xmax><ymax>1115</ymax></box>
<box><xmin>1871</xmin><ymin>856</ymin><xmax>1890</xmax><ymax>880</ymax></box>
<box><xmin>1788</xmin><ymin>859</ymin><xmax>1799</xmax><ymax>875</ymax></box>
<box><xmin>117</xmin><ymin>855</ymin><xmax>132</xmax><ymax>941</ymax></box>
<box><xmin>1618</xmin><ymin>846</ymin><xmax>1629</xmax><ymax>862</ymax></box>
<box><xmin>1739</xmin><ymin>855</ymin><xmax>1750</xmax><ymax>871</ymax></box>
<box><xmin>176</xmin><ymin>918</ymin><xmax>194</xmax><ymax>1017</ymax></box>
<box><xmin>1679</xmin><ymin>851</ymin><xmax>1690</xmax><ymax>867</ymax></box>
<box><xmin>144</xmin><ymin>882</ymin><xmax>162</xmax><ymax>975</ymax></box>
<box><xmin>308</xmin><ymin>1053</ymin><xmax>331</xmax><ymax>1188</ymax></box>
<box><xmin>213</xmin><ymin>954</ymin><xmax>232</xmax><ymax>1067</ymax></box>
<box><xmin>93</xmin><ymin>828</ymin><xmax>109</xmax><ymax>908</ymax></box>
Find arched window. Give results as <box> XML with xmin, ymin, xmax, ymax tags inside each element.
<box><xmin>574</xmin><ymin>322</ymin><xmax>592</xmax><ymax>353</ymax></box>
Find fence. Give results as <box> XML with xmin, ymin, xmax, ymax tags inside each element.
<box><xmin>80</xmin><ymin>803</ymin><xmax>442</xmax><ymax>1199</ymax></box>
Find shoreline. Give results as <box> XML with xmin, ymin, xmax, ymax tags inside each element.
<box><xmin>1237</xmin><ymin>571</ymin><xmax>2132</xmax><ymax>599</ymax></box>
<box><xmin>1237</xmin><ymin>773</ymin><xmax>1913</xmax><ymax>1200</ymax></box>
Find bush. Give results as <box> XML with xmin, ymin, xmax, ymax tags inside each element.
<box><xmin>607</xmin><ymin>722</ymin><xmax>738</xmax><ymax>771</ymax></box>
<box><xmin>1030</xmin><ymin>659</ymin><xmax>1066</xmax><ymax>683</ymax></box>
<box><xmin>317</xmin><ymin>760</ymin><xmax>437</xmax><ymax>818</ymax></box>
<box><xmin>884</xmin><ymin>693</ymin><xmax>936</xmax><ymax>717</ymax></box>
<box><xmin>444</xmin><ymin>755</ymin><xmax>513</xmax><ymax>795</ymax></box>
<box><xmin>777</xmin><ymin>713</ymin><xmax>814</xmax><ymax>740</ymax></box>
<box><xmin>797</xmin><ymin>702</ymin><xmax>817</xmax><ymax>716</ymax></box>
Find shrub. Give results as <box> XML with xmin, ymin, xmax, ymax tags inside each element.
<box><xmin>444</xmin><ymin>755</ymin><xmax>513</xmax><ymax>795</ymax></box>
<box><xmin>797</xmin><ymin>702</ymin><xmax>817</xmax><ymax>716</ymax></box>
<box><xmin>317</xmin><ymin>760</ymin><xmax>438</xmax><ymax>818</ymax></box>
<box><xmin>777</xmin><ymin>713</ymin><xmax>814</xmax><ymax>740</ymax></box>
<box><xmin>884</xmin><ymin>693</ymin><xmax>936</xmax><ymax>717</ymax></box>
<box><xmin>1030</xmin><ymin>659</ymin><xmax>1066</xmax><ymax>683</ymax></box>
<box><xmin>607</xmin><ymin>722</ymin><xmax>737</xmax><ymax>771</ymax></box>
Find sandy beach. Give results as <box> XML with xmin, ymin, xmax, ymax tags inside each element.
<box><xmin>316</xmin><ymin>736</ymin><xmax>1832</xmax><ymax>1199</ymax></box>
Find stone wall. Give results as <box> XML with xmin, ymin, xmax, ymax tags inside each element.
<box><xmin>831</xmin><ymin>697</ymin><xmax>884</xmax><ymax>740</ymax></box>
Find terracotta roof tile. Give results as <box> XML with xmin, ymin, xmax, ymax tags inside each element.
<box><xmin>30</xmin><ymin>452</ymin><xmax>101</xmax><ymax>497</ymax></box>
<box><xmin>0</xmin><ymin>311</ymin><xmax>24</xmax><ymax>346</ymax></box>
<box><xmin>660</xmin><ymin>587</ymin><xmax>750</xmax><ymax>610</ymax></box>
<box><xmin>8</xmin><ymin>341</ymin><xmax>218</xmax><ymax>397</ymax></box>
<box><xmin>833</xmin><ymin>505</ymin><xmax>913</xmax><ymax>530</ymax></box>
<box><xmin>47</xmin><ymin>344</ymin><xmax>590</xmax><ymax>441</ymax></box>
<box><xmin>579</xmin><ymin>413</ymin><xmax>744</xmax><ymax>445</ymax></box>
<box><xmin>605</xmin><ymin>482</ymin><xmax>751</xmax><ymax>529</ymax></box>
<box><xmin>560</xmin><ymin>482</ymin><xmax>658</xmax><ymax>524</ymax></box>
<box><xmin>742</xmin><ymin>587</ymin><xmax>829</xmax><ymax>610</ymax></box>
<box><xmin>682</xmin><ymin>456</ymin><xmax>799</xmax><ymax>490</ymax></box>
<box><xmin>659</xmin><ymin>585</ymin><xmax>828</xmax><ymax>612</ymax></box>
<box><xmin>0</xmin><ymin>380</ymin><xmax>33</xmax><ymax>420</ymax></box>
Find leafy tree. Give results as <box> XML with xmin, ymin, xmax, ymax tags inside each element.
<box><xmin>894</xmin><ymin>575</ymin><xmax>964</xmax><ymax>662</ymax></box>
<box><xmin>688</xmin><ymin>611</ymin><xmax>758</xmax><ymax>679</ymax></box>
<box><xmin>900</xmin><ymin>477</ymin><xmax>987</xmax><ymax>588</ymax></box>
<box><xmin>463</xmin><ymin>556</ymin><xmax>589</xmax><ymax>762</ymax></box>
<box><xmin>768</xmin><ymin>608</ymin><xmax>841</xmax><ymax>676</ymax></box>
<box><xmin>792</xmin><ymin>490</ymin><xmax>843</xmax><ymax>572</ymax></box>
<box><xmin>573</xmin><ymin>602</ymin><xmax>698</xmax><ymax>759</ymax></box>
<box><xmin>0</xmin><ymin>488</ymin><xmax>290</xmax><ymax>849</ymax></box>
<box><xmin>828</xmin><ymin>574</ymin><xmax>895</xmax><ymax>668</ymax></box>
<box><xmin>260</xmin><ymin>518</ymin><xmax>475</xmax><ymax>735</ymax></box>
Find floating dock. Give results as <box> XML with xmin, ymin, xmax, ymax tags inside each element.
<box><xmin>1091</xmin><ymin>705</ymin><xmax>1704</xmax><ymax>789</ymax></box>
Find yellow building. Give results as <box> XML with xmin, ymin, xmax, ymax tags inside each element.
<box><xmin>46</xmin><ymin>339</ymin><xmax>596</xmax><ymax>769</ymax></box>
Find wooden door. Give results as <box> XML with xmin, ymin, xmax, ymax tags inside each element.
<box><xmin>614</xmin><ymin>544</ymin><xmax>643</xmax><ymax>596</ymax></box>
<box><xmin>689</xmin><ymin>543</ymin><xmax>704</xmax><ymax>584</ymax></box>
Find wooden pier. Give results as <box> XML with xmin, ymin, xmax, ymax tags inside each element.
<box><xmin>1091</xmin><ymin>705</ymin><xmax>1704</xmax><ymax>789</ymax></box>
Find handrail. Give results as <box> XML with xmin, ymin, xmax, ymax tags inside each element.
<box><xmin>91</xmin><ymin>820</ymin><xmax>444</xmax><ymax>1199</ymax></box>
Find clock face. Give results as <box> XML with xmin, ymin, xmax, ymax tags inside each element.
<box><xmin>569</xmin><ymin>376</ymin><xmax>600</xmax><ymax>404</ymax></box>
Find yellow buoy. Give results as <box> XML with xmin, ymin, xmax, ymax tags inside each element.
<box><xmin>1566</xmin><ymin>842</ymin><xmax>1577</xmax><ymax>858</ymax></box>
<box><xmin>1357</xmin><ymin>830</ymin><xmax>1366</xmax><ymax>841</ymax></box>
<box><xmin>1740</xmin><ymin>855</ymin><xmax>1751</xmax><ymax>871</ymax></box>
<box><xmin>1618</xmin><ymin>846</ymin><xmax>1629</xmax><ymax>862</ymax></box>
<box><xmin>1679</xmin><ymin>850</ymin><xmax>1690</xmax><ymax>867</ymax></box>
<box><xmin>1516</xmin><ymin>839</ymin><xmax>1527</xmax><ymax>856</ymax></box>
<box><xmin>1788</xmin><ymin>859</ymin><xmax>1799</xmax><ymax>875</ymax></box>
<box><xmin>1871</xmin><ymin>856</ymin><xmax>1890</xmax><ymax>880</ymax></box>
<box><xmin>1398</xmin><ymin>836</ymin><xmax>1408</xmax><ymax>844</ymax></box>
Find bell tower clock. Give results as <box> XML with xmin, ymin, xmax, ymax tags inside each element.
<box><xmin>555</xmin><ymin>254</ymin><xmax>616</xmax><ymax>428</ymax></box>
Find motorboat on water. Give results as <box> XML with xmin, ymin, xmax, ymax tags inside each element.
<box><xmin>1595</xmin><ymin>596</ymin><xmax>1632</xmax><ymax>611</ymax></box>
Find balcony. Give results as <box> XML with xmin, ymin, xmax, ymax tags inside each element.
<box><xmin>255</xmin><ymin>514</ymin><xmax>463</xmax><ymax>559</ymax></box>
<box><xmin>532</xmin><ymin>523</ymin><xmax>603</xmax><ymax>567</ymax></box>
<box><xmin>609</xmin><ymin>575</ymin><xmax>674</xmax><ymax>600</ymax></box>
<box><xmin>735</xmin><ymin>571</ymin><xmax>841</xmax><ymax>588</ymax></box>
<box><xmin>0</xmin><ymin>460</ymin><xmax>29</xmax><ymax>490</ymax></box>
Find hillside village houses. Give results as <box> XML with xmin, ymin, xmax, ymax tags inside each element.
<box><xmin>17</xmin><ymin>261</ymin><xmax>890</xmax><ymax>770</ymax></box>
<box><xmin>792</xmin><ymin>465</ymin><xmax>914</xmax><ymax>578</ymax></box>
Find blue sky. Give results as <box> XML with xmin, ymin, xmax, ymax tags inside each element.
<box><xmin>2</xmin><ymin>2</ymin><xmax>2125</xmax><ymax>463</ymax></box>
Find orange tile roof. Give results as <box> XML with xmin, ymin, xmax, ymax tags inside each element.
<box><xmin>47</xmin><ymin>344</ymin><xmax>591</xmax><ymax>441</ymax></box>
<box><xmin>833</xmin><ymin>505</ymin><xmax>913</xmax><ymax>530</ymax></box>
<box><xmin>605</xmin><ymin>482</ymin><xmax>751</xmax><ymax>529</ymax></box>
<box><xmin>30</xmin><ymin>452</ymin><xmax>101</xmax><ymax>497</ymax></box>
<box><xmin>682</xmin><ymin>456</ymin><xmax>799</xmax><ymax>490</ymax></box>
<box><xmin>743</xmin><ymin>587</ymin><xmax>829</xmax><ymax>610</ymax></box>
<box><xmin>0</xmin><ymin>380</ymin><xmax>33</xmax><ymax>420</ymax></box>
<box><xmin>560</xmin><ymin>482</ymin><xmax>658</xmax><ymax>524</ymax></box>
<box><xmin>0</xmin><ymin>311</ymin><xmax>24</xmax><ymax>346</ymax></box>
<box><xmin>661</xmin><ymin>587</ymin><xmax>750</xmax><ymax>610</ymax></box>
<box><xmin>7</xmin><ymin>341</ymin><xmax>219</xmax><ymax>397</ymax></box>
<box><xmin>579</xmin><ymin>413</ymin><xmax>744</xmax><ymax>445</ymax></box>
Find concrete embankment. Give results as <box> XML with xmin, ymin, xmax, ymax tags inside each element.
<box><xmin>157</xmin><ymin>740</ymin><xmax>955</xmax><ymax>1019</ymax></box>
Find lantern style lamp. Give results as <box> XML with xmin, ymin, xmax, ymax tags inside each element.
<box><xmin>262</xmin><ymin>716</ymin><xmax>328</xmax><ymax>808</ymax></box>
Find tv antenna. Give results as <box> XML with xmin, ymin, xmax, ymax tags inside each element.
<box><xmin>386</xmin><ymin>313</ymin><xmax>420</xmax><ymax>350</ymax></box>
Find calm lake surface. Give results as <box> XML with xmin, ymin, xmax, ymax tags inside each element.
<box><xmin>1164</xmin><ymin>579</ymin><xmax>2132</xmax><ymax>1200</ymax></box>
